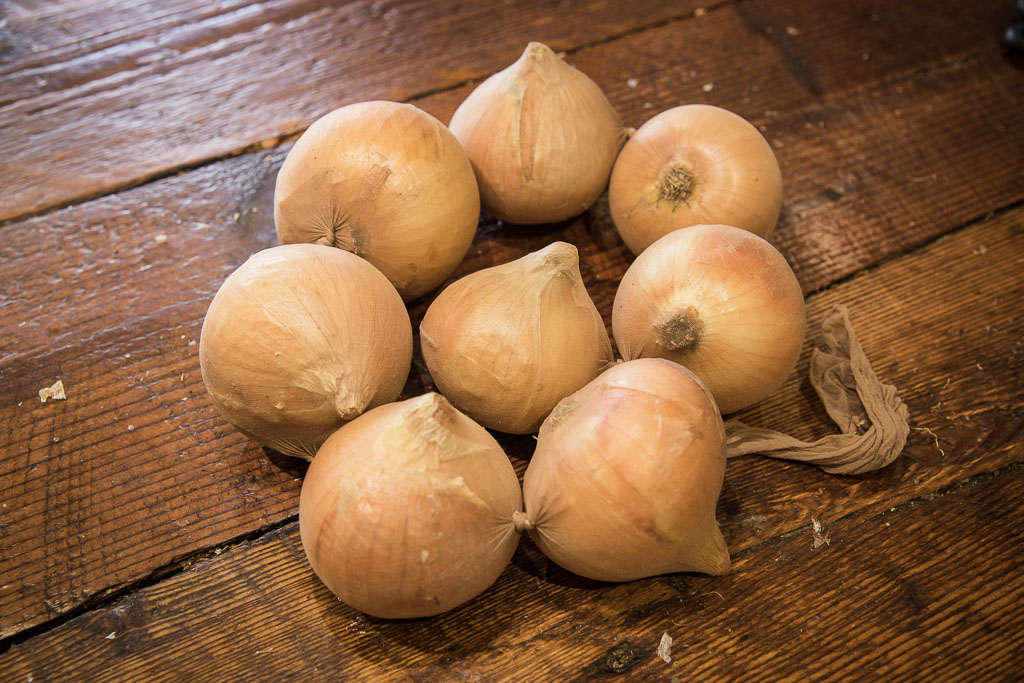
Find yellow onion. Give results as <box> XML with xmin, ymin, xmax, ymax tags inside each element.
<box><xmin>420</xmin><ymin>241</ymin><xmax>613</xmax><ymax>434</ymax></box>
<box><xmin>522</xmin><ymin>358</ymin><xmax>730</xmax><ymax>581</ymax></box>
<box><xmin>274</xmin><ymin>101</ymin><xmax>480</xmax><ymax>300</ymax></box>
<box><xmin>299</xmin><ymin>393</ymin><xmax>523</xmax><ymax>618</ymax></box>
<box><xmin>609</xmin><ymin>104</ymin><xmax>782</xmax><ymax>254</ymax></box>
<box><xmin>612</xmin><ymin>224</ymin><xmax>805</xmax><ymax>414</ymax></box>
<box><xmin>449</xmin><ymin>42</ymin><xmax>627</xmax><ymax>224</ymax></box>
<box><xmin>199</xmin><ymin>244</ymin><xmax>412</xmax><ymax>459</ymax></box>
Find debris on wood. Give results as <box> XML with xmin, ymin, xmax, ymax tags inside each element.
<box><xmin>811</xmin><ymin>518</ymin><xmax>831</xmax><ymax>548</ymax></box>
<box><xmin>657</xmin><ymin>632</ymin><xmax>674</xmax><ymax>664</ymax></box>
<box><xmin>39</xmin><ymin>379</ymin><xmax>66</xmax><ymax>403</ymax></box>
<box><xmin>154</xmin><ymin>234</ymin><xmax>168</xmax><ymax>243</ymax></box>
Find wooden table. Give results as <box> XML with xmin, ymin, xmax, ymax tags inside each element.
<box><xmin>2</xmin><ymin>1</ymin><xmax>1022</xmax><ymax>679</ymax></box>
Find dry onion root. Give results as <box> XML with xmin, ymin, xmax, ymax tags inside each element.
<box><xmin>521</xmin><ymin>358</ymin><xmax>731</xmax><ymax>581</ymax></box>
<box><xmin>299</xmin><ymin>393</ymin><xmax>523</xmax><ymax>619</ymax></box>
<box><xmin>199</xmin><ymin>244</ymin><xmax>412</xmax><ymax>459</ymax></box>
<box><xmin>274</xmin><ymin>101</ymin><xmax>480</xmax><ymax>301</ymax></box>
<box><xmin>449</xmin><ymin>42</ymin><xmax>627</xmax><ymax>224</ymax></box>
<box><xmin>613</xmin><ymin>224</ymin><xmax>806</xmax><ymax>414</ymax></box>
<box><xmin>420</xmin><ymin>241</ymin><xmax>613</xmax><ymax>434</ymax></box>
<box><xmin>609</xmin><ymin>104</ymin><xmax>782</xmax><ymax>254</ymax></box>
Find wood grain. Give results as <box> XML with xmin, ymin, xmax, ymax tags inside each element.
<box><xmin>2</xmin><ymin>13</ymin><xmax>1023</xmax><ymax>639</ymax></box>
<box><xmin>4</xmin><ymin>194</ymin><xmax>1019</xmax><ymax>675</ymax></box>
<box><xmin>2</xmin><ymin>195</ymin><xmax>1022</xmax><ymax>676</ymax></box>
<box><xmin>0</xmin><ymin>0</ymin><xmax>701</xmax><ymax>223</ymax></box>
<box><xmin>0</xmin><ymin>0</ymin><xmax>1014</xmax><ymax>224</ymax></box>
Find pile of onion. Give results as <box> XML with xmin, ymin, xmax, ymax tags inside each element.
<box><xmin>195</xmin><ymin>40</ymin><xmax>846</xmax><ymax>622</ymax></box>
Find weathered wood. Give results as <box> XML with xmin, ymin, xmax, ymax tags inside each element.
<box><xmin>0</xmin><ymin>0</ymin><xmax>701</xmax><ymax>223</ymax></box>
<box><xmin>0</xmin><ymin>0</ymin><xmax>1013</xmax><ymax>223</ymax></box>
<box><xmin>3</xmin><ymin>24</ymin><xmax>1023</xmax><ymax>638</ymax></box>
<box><xmin>2</xmin><ymin>196</ymin><xmax>1022</xmax><ymax>676</ymax></box>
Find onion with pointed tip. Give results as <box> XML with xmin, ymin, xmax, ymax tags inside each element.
<box><xmin>449</xmin><ymin>42</ymin><xmax>627</xmax><ymax>224</ymax></box>
<box><xmin>609</xmin><ymin>104</ymin><xmax>782</xmax><ymax>254</ymax></box>
<box><xmin>420</xmin><ymin>241</ymin><xmax>613</xmax><ymax>434</ymax></box>
<box><xmin>299</xmin><ymin>393</ymin><xmax>523</xmax><ymax>619</ymax></box>
<box><xmin>199</xmin><ymin>244</ymin><xmax>412</xmax><ymax>459</ymax></box>
<box><xmin>274</xmin><ymin>101</ymin><xmax>480</xmax><ymax>301</ymax></box>
<box><xmin>522</xmin><ymin>358</ymin><xmax>731</xmax><ymax>582</ymax></box>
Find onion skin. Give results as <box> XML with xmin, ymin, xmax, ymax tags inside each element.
<box><xmin>523</xmin><ymin>359</ymin><xmax>730</xmax><ymax>582</ymax></box>
<box><xmin>609</xmin><ymin>104</ymin><xmax>782</xmax><ymax>254</ymax></box>
<box><xmin>420</xmin><ymin>241</ymin><xmax>613</xmax><ymax>434</ymax></box>
<box><xmin>299</xmin><ymin>393</ymin><xmax>523</xmax><ymax>619</ymax></box>
<box><xmin>612</xmin><ymin>224</ymin><xmax>806</xmax><ymax>414</ymax></box>
<box><xmin>274</xmin><ymin>101</ymin><xmax>480</xmax><ymax>301</ymax></box>
<box><xmin>199</xmin><ymin>244</ymin><xmax>412</xmax><ymax>459</ymax></box>
<box><xmin>449</xmin><ymin>42</ymin><xmax>626</xmax><ymax>225</ymax></box>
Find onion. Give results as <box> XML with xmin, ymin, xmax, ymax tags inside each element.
<box><xmin>274</xmin><ymin>101</ymin><xmax>480</xmax><ymax>301</ymax></box>
<box><xmin>199</xmin><ymin>244</ymin><xmax>412</xmax><ymax>459</ymax></box>
<box><xmin>449</xmin><ymin>42</ymin><xmax>627</xmax><ymax>224</ymax></box>
<box><xmin>299</xmin><ymin>393</ymin><xmax>523</xmax><ymax>618</ymax></box>
<box><xmin>420</xmin><ymin>241</ymin><xmax>613</xmax><ymax>434</ymax></box>
<box><xmin>522</xmin><ymin>358</ymin><xmax>731</xmax><ymax>581</ymax></box>
<box><xmin>609</xmin><ymin>104</ymin><xmax>782</xmax><ymax>254</ymax></box>
<box><xmin>612</xmin><ymin>224</ymin><xmax>806</xmax><ymax>414</ymax></box>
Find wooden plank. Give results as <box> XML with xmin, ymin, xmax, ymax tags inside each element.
<box><xmin>2</xmin><ymin>26</ymin><xmax>1022</xmax><ymax>638</ymax></box>
<box><xmin>0</xmin><ymin>0</ymin><xmax>1014</xmax><ymax>223</ymax></box>
<box><xmin>2</xmin><ymin>206</ymin><xmax>1021</xmax><ymax>675</ymax></box>
<box><xmin>0</xmin><ymin>0</ymin><xmax>702</xmax><ymax>223</ymax></box>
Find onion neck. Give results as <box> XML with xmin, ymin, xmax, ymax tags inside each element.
<box><xmin>523</xmin><ymin>241</ymin><xmax>579</xmax><ymax>279</ymax></box>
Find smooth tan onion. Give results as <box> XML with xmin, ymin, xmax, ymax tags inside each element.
<box><xmin>420</xmin><ymin>241</ymin><xmax>613</xmax><ymax>434</ymax></box>
<box><xmin>299</xmin><ymin>393</ymin><xmax>523</xmax><ymax>619</ymax></box>
<box><xmin>609</xmin><ymin>104</ymin><xmax>782</xmax><ymax>254</ymax></box>
<box><xmin>523</xmin><ymin>358</ymin><xmax>731</xmax><ymax>581</ymax></box>
<box><xmin>274</xmin><ymin>101</ymin><xmax>480</xmax><ymax>300</ymax></box>
<box><xmin>199</xmin><ymin>244</ymin><xmax>412</xmax><ymax>459</ymax></box>
<box><xmin>449</xmin><ymin>42</ymin><xmax>627</xmax><ymax>224</ymax></box>
<box><xmin>612</xmin><ymin>224</ymin><xmax>805</xmax><ymax>414</ymax></box>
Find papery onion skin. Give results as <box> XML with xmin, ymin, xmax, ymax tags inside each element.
<box><xmin>199</xmin><ymin>244</ymin><xmax>412</xmax><ymax>459</ymax></box>
<box><xmin>612</xmin><ymin>224</ymin><xmax>805</xmax><ymax>414</ymax></box>
<box><xmin>299</xmin><ymin>393</ymin><xmax>523</xmax><ymax>619</ymax></box>
<box><xmin>523</xmin><ymin>358</ymin><xmax>730</xmax><ymax>582</ymax></box>
<box><xmin>420</xmin><ymin>241</ymin><xmax>613</xmax><ymax>434</ymax></box>
<box><xmin>274</xmin><ymin>101</ymin><xmax>480</xmax><ymax>301</ymax></box>
<box><xmin>449</xmin><ymin>42</ymin><xmax>626</xmax><ymax>225</ymax></box>
<box><xmin>609</xmin><ymin>104</ymin><xmax>782</xmax><ymax>255</ymax></box>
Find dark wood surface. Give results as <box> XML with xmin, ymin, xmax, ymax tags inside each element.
<box><xmin>2</xmin><ymin>0</ymin><xmax>1022</xmax><ymax>679</ymax></box>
